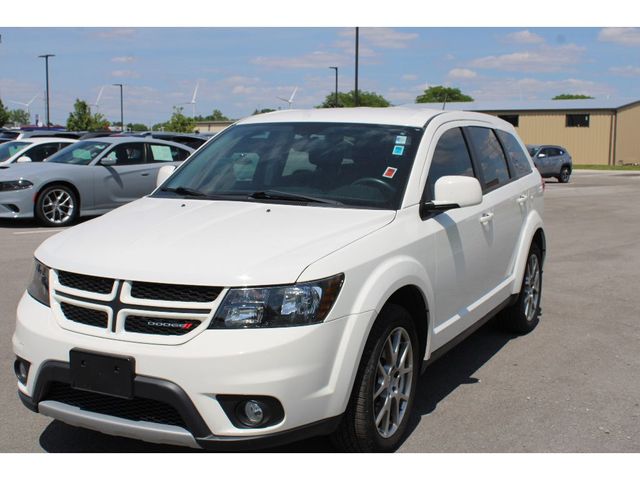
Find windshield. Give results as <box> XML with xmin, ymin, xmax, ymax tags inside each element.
<box><xmin>0</xmin><ymin>141</ymin><xmax>30</xmax><ymax>163</ymax></box>
<box><xmin>46</xmin><ymin>141</ymin><xmax>110</xmax><ymax>165</ymax></box>
<box><xmin>156</xmin><ymin>122</ymin><xmax>423</xmax><ymax>210</ymax></box>
<box><xmin>527</xmin><ymin>146</ymin><xmax>540</xmax><ymax>157</ymax></box>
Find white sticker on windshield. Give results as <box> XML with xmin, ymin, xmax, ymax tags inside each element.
<box><xmin>395</xmin><ymin>135</ymin><xmax>407</xmax><ymax>145</ymax></box>
<box><xmin>392</xmin><ymin>145</ymin><xmax>405</xmax><ymax>156</ymax></box>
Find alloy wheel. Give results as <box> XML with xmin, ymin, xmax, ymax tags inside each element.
<box><xmin>41</xmin><ymin>188</ymin><xmax>75</xmax><ymax>224</ymax></box>
<box><xmin>523</xmin><ymin>254</ymin><xmax>541</xmax><ymax>322</ymax></box>
<box><xmin>373</xmin><ymin>326</ymin><xmax>414</xmax><ymax>439</ymax></box>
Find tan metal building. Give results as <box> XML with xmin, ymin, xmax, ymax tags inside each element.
<box><xmin>194</xmin><ymin>120</ymin><xmax>234</xmax><ymax>135</ymax></box>
<box><xmin>416</xmin><ymin>99</ymin><xmax>640</xmax><ymax>165</ymax></box>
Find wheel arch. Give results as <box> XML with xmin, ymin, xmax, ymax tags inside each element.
<box><xmin>34</xmin><ymin>181</ymin><xmax>82</xmax><ymax>216</ymax></box>
<box><xmin>510</xmin><ymin>211</ymin><xmax>546</xmax><ymax>295</ymax></box>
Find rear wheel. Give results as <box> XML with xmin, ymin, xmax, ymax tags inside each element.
<box><xmin>331</xmin><ymin>304</ymin><xmax>419</xmax><ymax>452</ymax></box>
<box><xmin>558</xmin><ymin>166</ymin><xmax>571</xmax><ymax>183</ymax></box>
<box><xmin>501</xmin><ymin>243</ymin><xmax>543</xmax><ymax>334</ymax></box>
<box><xmin>35</xmin><ymin>184</ymin><xmax>78</xmax><ymax>227</ymax></box>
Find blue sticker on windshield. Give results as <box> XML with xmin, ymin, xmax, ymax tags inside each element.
<box><xmin>392</xmin><ymin>145</ymin><xmax>405</xmax><ymax>156</ymax></box>
<box><xmin>395</xmin><ymin>135</ymin><xmax>407</xmax><ymax>145</ymax></box>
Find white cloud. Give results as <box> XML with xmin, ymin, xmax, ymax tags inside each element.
<box><xmin>609</xmin><ymin>65</ymin><xmax>640</xmax><ymax>76</ymax></box>
<box><xmin>251</xmin><ymin>51</ymin><xmax>347</xmax><ymax>69</ymax></box>
<box><xmin>470</xmin><ymin>44</ymin><xmax>585</xmax><ymax>72</ymax></box>
<box><xmin>111</xmin><ymin>70</ymin><xmax>141</xmax><ymax>78</ymax></box>
<box><xmin>402</xmin><ymin>74</ymin><xmax>418</xmax><ymax>81</ymax></box>
<box><xmin>356</xmin><ymin>27</ymin><xmax>419</xmax><ymax>49</ymax></box>
<box><xmin>598</xmin><ymin>28</ymin><xmax>640</xmax><ymax>46</ymax></box>
<box><xmin>504</xmin><ymin>30</ymin><xmax>545</xmax><ymax>44</ymax></box>
<box><xmin>111</xmin><ymin>56</ymin><xmax>135</xmax><ymax>63</ymax></box>
<box><xmin>94</xmin><ymin>28</ymin><xmax>137</xmax><ymax>39</ymax></box>
<box><xmin>232</xmin><ymin>85</ymin><xmax>257</xmax><ymax>95</ymax></box>
<box><xmin>470</xmin><ymin>77</ymin><xmax>615</xmax><ymax>101</ymax></box>
<box><xmin>448</xmin><ymin>68</ymin><xmax>477</xmax><ymax>79</ymax></box>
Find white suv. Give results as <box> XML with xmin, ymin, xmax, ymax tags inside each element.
<box><xmin>13</xmin><ymin>107</ymin><xmax>545</xmax><ymax>452</ymax></box>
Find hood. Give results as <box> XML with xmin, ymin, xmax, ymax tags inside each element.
<box><xmin>36</xmin><ymin>197</ymin><xmax>396</xmax><ymax>286</ymax></box>
<box><xmin>0</xmin><ymin>162</ymin><xmax>83</xmax><ymax>179</ymax></box>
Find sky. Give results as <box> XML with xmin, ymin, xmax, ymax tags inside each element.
<box><xmin>1</xmin><ymin>25</ymin><xmax>639</xmax><ymax>127</ymax></box>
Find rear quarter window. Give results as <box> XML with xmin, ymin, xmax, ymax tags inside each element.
<box><xmin>495</xmin><ymin>130</ymin><xmax>532</xmax><ymax>179</ymax></box>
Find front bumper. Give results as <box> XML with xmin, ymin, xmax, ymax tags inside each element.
<box><xmin>13</xmin><ymin>292</ymin><xmax>374</xmax><ymax>449</ymax></box>
<box><xmin>0</xmin><ymin>189</ymin><xmax>35</xmax><ymax>218</ymax></box>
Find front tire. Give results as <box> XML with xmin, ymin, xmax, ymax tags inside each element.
<box><xmin>331</xmin><ymin>304</ymin><xmax>420</xmax><ymax>452</ymax></box>
<box><xmin>501</xmin><ymin>243</ymin><xmax>543</xmax><ymax>335</ymax></box>
<box><xmin>35</xmin><ymin>184</ymin><xmax>78</xmax><ymax>227</ymax></box>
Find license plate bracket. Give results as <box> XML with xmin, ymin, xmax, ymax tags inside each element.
<box><xmin>69</xmin><ymin>349</ymin><xmax>135</xmax><ymax>399</ymax></box>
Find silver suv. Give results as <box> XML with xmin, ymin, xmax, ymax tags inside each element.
<box><xmin>527</xmin><ymin>144</ymin><xmax>572</xmax><ymax>183</ymax></box>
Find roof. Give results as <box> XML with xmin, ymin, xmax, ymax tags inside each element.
<box><xmin>10</xmin><ymin>137</ymin><xmax>77</xmax><ymax>145</ymax></box>
<box><xmin>237</xmin><ymin>106</ymin><xmax>472</xmax><ymax>128</ymax></box>
<box><xmin>79</xmin><ymin>136</ymin><xmax>194</xmax><ymax>150</ymax></box>
<box><xmin>404</xmin><ymin>98</ymin><xmax>640</xmax><ymax>113</ymax></box>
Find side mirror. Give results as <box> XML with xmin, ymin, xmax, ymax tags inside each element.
<box><xmin>101</xmin><ymin>156</ymin><xmax>116</xmax><ymax>166</ymax></box>
<box><xmin>537</xmin><ymin>153</ymin><xmax>546</xmax><ymax>158</ymax></box>
<box><xmin>16</xmin><ymin>156</ymin><xmax>32</xmax><ymax>163</ymax></box>
<box><xmin>423</xmin><ymin>176</ymin><xmax>483</xmax><ymax>213</ymax></box>
<box><xmin>156</xmin><ymin>165</ymin><xmax>176</xmax><ymax>188</ymax></box>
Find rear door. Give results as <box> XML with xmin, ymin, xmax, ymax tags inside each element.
<box><xmin>464</xmin><ymin>126</ymin><xmax>523</xmax><ymax>294</ymax></box>
<box><xmin>92</xmin><ymin>142</ymin><xmax>154</xmax><ymax>209</ymax></box>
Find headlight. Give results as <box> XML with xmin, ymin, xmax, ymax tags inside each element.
<box><xmin>0</xmin><ymin>179</ymin><xmax>34</xmax><ymax>192</ymax></box>
<box><xmin>27</xmin><ymin>259</ymin><xmax>50</xmax><ymax>306</ymax></box>
<box><xmin>210</xmin><ymin>274</ymin><xmax>344</xmax><ymax>329</ymax></box>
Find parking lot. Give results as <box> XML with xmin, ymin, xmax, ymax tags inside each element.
<box><xmin>1</xmin><ymin>169</ymin><xmax>639</xmax><ymax>453</ymax></box>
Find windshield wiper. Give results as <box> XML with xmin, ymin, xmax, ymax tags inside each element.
<box><xmin>160</xmin><ymin>186</ymin><xmax>208</xmax><ymax>197</ymax></box>
<box><xmin>249</xmin><ymin>190</ymin><xmax>342</xmax><ymax>205</ymax></box>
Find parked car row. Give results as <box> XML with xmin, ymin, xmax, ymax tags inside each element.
<box><xmin>0</xmin><ymin>136</ymin><xmax>195</xmax><ymax>226</ymax></box>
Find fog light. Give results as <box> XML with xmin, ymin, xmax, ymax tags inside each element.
<box><xmin>243</xmin><ymin>400</ymin><xmax>265</xmax><ymax>425</ymax></box>
<box><xmin>14</xmin><ymin>358</ymin><xmax>30</xmax><ymax>385</ymax></box>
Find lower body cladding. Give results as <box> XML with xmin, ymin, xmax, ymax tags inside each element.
<box><xmin>13</xmin><ymin>292</ymin><xmax>375</xmax><ymax>450</ymax></box>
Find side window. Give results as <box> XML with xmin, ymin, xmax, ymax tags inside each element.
<box><xmin>105</xmin><ymin>143</ymin><xmax>146</xmax><ymax>166</ymax></box>
<box><xmin>495</xmin><ymin>130</ymin><xmax>532</xmax><ymax>179</ymax></box>
<box><xmin>423</xmin><ymin>128</ymin><xmax>475</xmax><ymax>201</ymax></box>
<box><xmin>148</xmin><ymin>144</ymin><xmax>190</xmax><ymax>163</ymax></box>
<box><xmin>466</xmin><ymin>127</ymin><xmax>510</xmax><ymax>191</ymax></box>
<box><xmin>23</xmin><ymin>143</ymin><xmax>61</xmax><ymax>162</ymax></box>
<box><xmin>170</xmin><ymin>146</ymin><xmax>191</xmax><ymax>162</ymax></box>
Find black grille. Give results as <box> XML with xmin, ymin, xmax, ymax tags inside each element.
<box><xmin>125</xmin><ymin>315</ymin><xmax>201</xmax><ymax>336</ymax></box>
<box><xmin>44</xmin><ymin>382</ymin><xmax>187</xmax><ymax>428</ymax></box>
<box><xmin>130</xmin><ymin>281</ymin><xmax>221</xmax><ymax>303</ymax></box>
<box><xmin>61</xmin><ymin>303</ymin><xmax>108</xmax><ymax>328</ymax></box>
<box><xmin>58</xmin><ymin>271</ymin><xmax>114</xmax><ymax>294</ymax></box>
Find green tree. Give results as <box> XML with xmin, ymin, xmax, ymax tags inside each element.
<box><xmin>194</xmin><ymin>109</ymin><xmax>230</xmax><ymax>122</ymax></box>
<box><xmin>415</xmin><ymin>86</ymin><xmax>474</xmax><ymax>103</ymax></box>
<box><xmin>9</xmin><ymin>109</ymin><xmax>30</xmax><ymax>126</ymax></box>
<box><xmin>0</xmin><ymin>99</ymin><xmax>10</xmax><ymax>127</ymax></box>
<box><xmin>552</xmin><ymin>94</ymin><xmax>594</xmax><ymax>100</ymax></box>
<box><xmin>66</xmin><ymin>99</ymin><xmax>108</xmax><ymax>131</ymax></box>
<box><xmin>252</xmin><ymin>108</ymin><xmax>276</xmax><ymax>115</ymax></box>
<box><xmin>318</xmin><ymin>90</ymin><xmax>390</xmax><ymax>108</ymax></box>
<box><xmin>164</xmin><ymin>107</ymin><xmax>195</xmax><ymax>133</ymax></box>
<box><xmin>127</xmin><ymin>122</ymin><xmax>150</xmax><ymax>132</ymax></box>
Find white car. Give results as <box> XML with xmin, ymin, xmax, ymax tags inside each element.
<box><xmin>0</xmin><ymin>137</ymin><xmax>77</xmax><ymax>165</ymax></box>
<box><xmin>13</xmin><ymin>107</ymin><xmax>545</xmax><ymax>452</ymax></box>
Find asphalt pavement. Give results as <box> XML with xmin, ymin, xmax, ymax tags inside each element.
<box><xmin>1</xmin><ymin>170</ymin><xmax>639</xmax><ymax>452</ymax></box>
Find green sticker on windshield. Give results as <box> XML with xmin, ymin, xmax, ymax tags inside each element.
<box><xmin>392</xmin><ymin>145</ymin><xmax>404</xmax><ymax>156</ymax></box>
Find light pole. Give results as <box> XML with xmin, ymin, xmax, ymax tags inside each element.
<box><xmin>38</xmin><ymin>54</ymin><xmax>55</xmax><ymax>128</ymax></box>
<box><xmin>112</xmin><ymin>83</ymin><xmax>124</xmax><ymax>132</ymax></box>
<box><xmin>329</xmin><ymin>66</ymin><xmax>339</xmax><ymax>107</ymax></box>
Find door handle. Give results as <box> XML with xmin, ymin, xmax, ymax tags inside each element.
<box><xmin>480</xmin><ymin>212</ymin><xmax>494</xmax><ymax>224</ymax></box>
<box><xmin>141</xmin><ymin>173</ymin><xmax>150</xmax><ymax>177</ymax></box>
<box><xmin>516</xmin><ymin>194</ymin><xmax>528</xmax><ymax>205</ymax></box>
